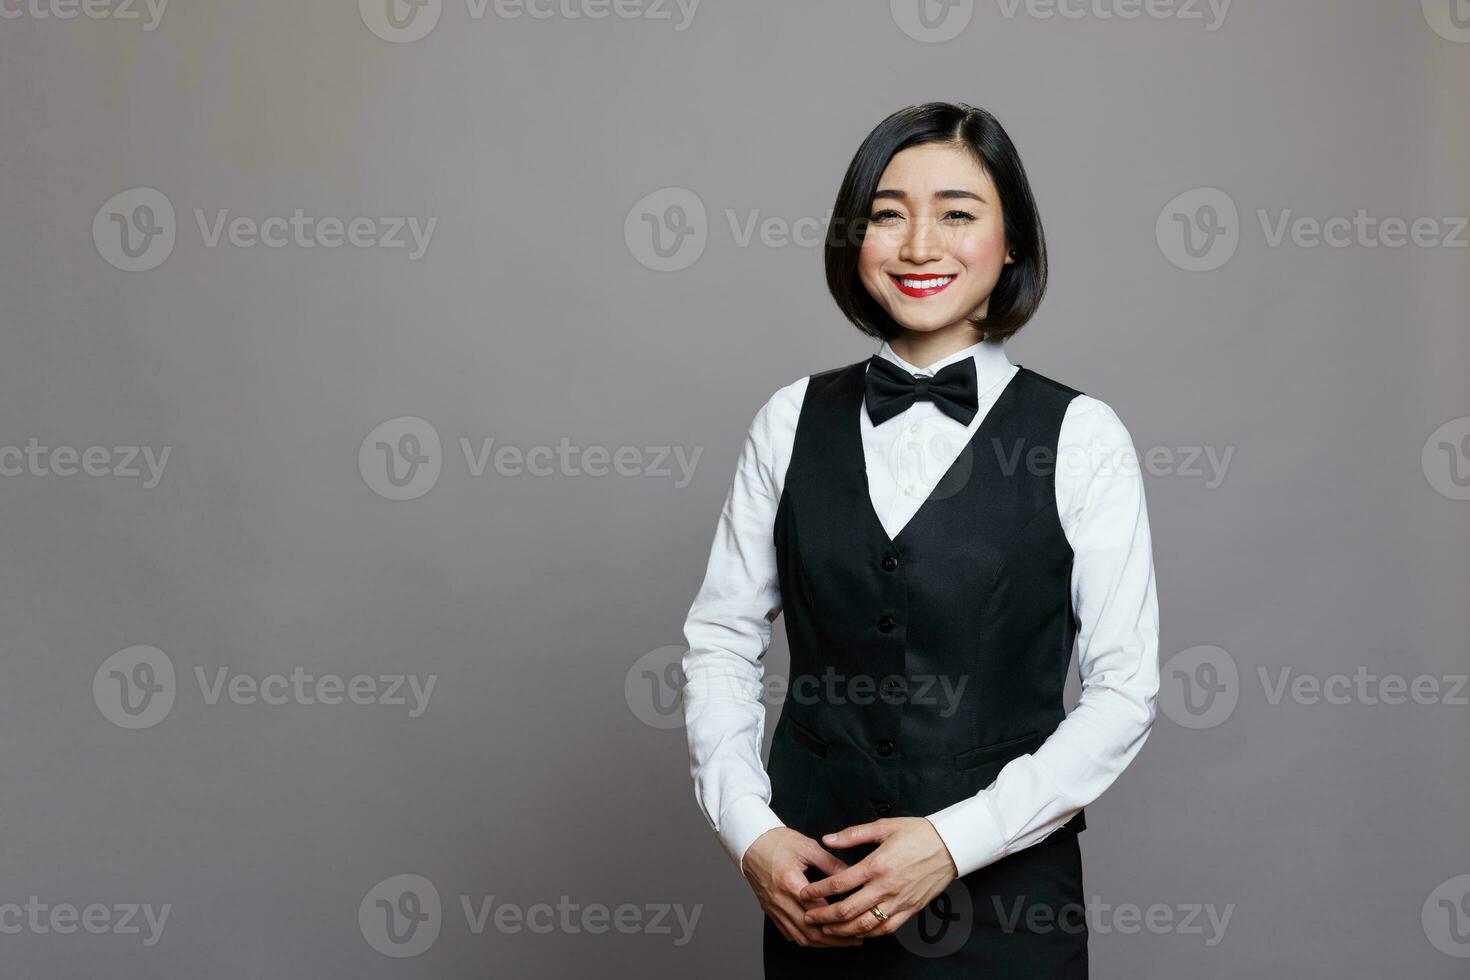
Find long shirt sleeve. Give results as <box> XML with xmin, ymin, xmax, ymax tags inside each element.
<box><xmin>923</xmin><ymin>396</ymin><xmax>1161</xmax><ymax>878</ymax></box>
<box><xmin>680</xmin><ymin>381</ymin><xmax>804</xmax><ymax>872</ymax></box>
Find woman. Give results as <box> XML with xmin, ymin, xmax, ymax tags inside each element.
<box><xmin>680</xmin><ymin>102</ymin><xmax>1160</xmax><ymax>977</ymax></box>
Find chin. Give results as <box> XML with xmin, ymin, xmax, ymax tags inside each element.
<box><xmin>888</xmin><ymin>308</ymin><xmax>958</xmax><ymax>333</ymax></box>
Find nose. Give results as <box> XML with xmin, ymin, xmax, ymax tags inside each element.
<box><xmin>899</xmin><ymin>214</ymin><xmax>942</xmax><ymax>263</ymax></box>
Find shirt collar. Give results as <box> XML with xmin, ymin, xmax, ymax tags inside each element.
<box><xmin>875</xmin><ymin>335</ymin><xmax>1014</xmax><ymax>398</ymax></box>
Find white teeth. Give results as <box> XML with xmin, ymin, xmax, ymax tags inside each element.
<box><xmin>897</xmin><ymin>275</ymin><xmax>953</xmax><ymax>289</ymax></box>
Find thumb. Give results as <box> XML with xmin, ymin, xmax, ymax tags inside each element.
<box><xmin>822</xmin><ymin>821</ymin><xmax>889</xmax><ymax>849</ymax></box>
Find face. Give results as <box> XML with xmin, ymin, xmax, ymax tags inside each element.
<box><xmin>857</xmin><ymin>142</ymin><xmax>1014</xmax><ymax>337</ymax></box>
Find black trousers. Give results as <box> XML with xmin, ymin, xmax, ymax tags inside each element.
<box><xmin>762</xmin><ymin>831</ymin><xmax>1088</xmax><ymax>979</ymax></box>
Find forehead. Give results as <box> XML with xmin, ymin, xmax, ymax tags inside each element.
<box><xmin>875</xmin><ymin>143</ymin><xmax>994</xmax><ymax>196</ymax></box>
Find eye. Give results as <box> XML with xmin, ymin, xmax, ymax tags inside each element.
<box><xmin>942</xmin><ymin>210</ymin><xmax>976</xmax><ymax>222</ymax></box>
<box><xmin>868</xmin><ymin>209</ymin><xmax>903</xmax><ymax>223</ymax></box>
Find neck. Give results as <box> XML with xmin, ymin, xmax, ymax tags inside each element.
<box><xmin>887</xmin><ymin>321</ymin><xmax>988</xmax><ymax>370</ymax></box>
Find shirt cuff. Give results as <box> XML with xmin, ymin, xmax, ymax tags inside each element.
<box><xmin>925</xmin><ymin>793</ymin><xmax>1009</xmax><ymax>879</ymax></box>
<box><xmin>717</xmin><ymin>795</ymin><xmax>785</xmax><ymax>874</ymax></box>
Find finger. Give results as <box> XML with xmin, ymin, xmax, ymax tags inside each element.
<box><xmin>773</xmin><ymin>897</ymin><xmax>863</xmax><ymax>947</ymax></box>
<box><xmin>804</xmin><ymin>882</ymin><xmax>889</xmax><ymax>929</ymax></box>
<box><xmin>775</xmin><ymin>873</ymin><xmax>864</xmax><ymax>947</ymax></box>
<box><xmin>820</xmin><ymin>820</ymin><xmax>890</xmax><ymax>851</ymax></box>
<box><xmin>822</xmin><ymin>907</ymin><xmax>887</xmax><ymax>938</ymax></box>
<box><xmin>801</xmin><ymin>841</ymin><xmax>850</xmax><ymax>878</ymax></box>
<box><xmin>797</xmin><ymin>857</ymin><xmax>873</xmax><ymax>903</ymax></box>
<box><xmin>863</xmin><ymin>906</ymin><xmax>908</xmax><ymax>937</ymax></box>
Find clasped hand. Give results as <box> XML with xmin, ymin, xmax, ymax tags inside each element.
<box><xmin>741</xmin><ymin>817</ymin><xmax>958</xmax><ymax>945</ymax></box>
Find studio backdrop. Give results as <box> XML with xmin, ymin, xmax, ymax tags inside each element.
<box><xmin>1</xmin><ymin>1</ymin><xmax>1466</xmax><ymax>977</ymax></box>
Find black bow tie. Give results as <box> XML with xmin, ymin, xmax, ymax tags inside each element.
<box><xmin>864</xmin><ymin>355</ymin><xmax>979</xmax><ymax>427</ymax></box>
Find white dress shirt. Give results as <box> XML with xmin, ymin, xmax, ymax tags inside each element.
<box><xmin>681</xmin><ymin>337</ymin><xmax>1160</xmax><ymax>880</ymax></box>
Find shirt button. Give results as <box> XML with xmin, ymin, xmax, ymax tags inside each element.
<box><xmin>876</xmin><ymin>739</ymin><xmax>894</xmax><ymax>758</ymax></box>
<box><xmin>880</xmin><ymin>553</ymin><xmax>898</xmax><ymax>571</ymax></box>
<box><xmin>903</xmin><ymin>484</ymin><xmax>915</xmax><ymax>495</ymax></box>
<box><xmin>909</xmin><ymin>424</ymin><xmax>921</xmax><ymax>434</ymax></box>
<box><xmin>877</xmin><ymin>615</ymin><xmax>896</xmax><ymax>633</ymax></box>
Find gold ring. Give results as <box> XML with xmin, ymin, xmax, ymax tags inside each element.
<box><xmin>870</xmin><ymin>904</ymin><xmax>888</xmax><ymax>922</ymax></box>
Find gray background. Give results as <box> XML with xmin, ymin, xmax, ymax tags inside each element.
<box><xmin>2</xmin><ymin>0</ymin><xmax>1468</xmax><ymax>976</ymax></box>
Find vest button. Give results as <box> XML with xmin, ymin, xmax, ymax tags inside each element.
<box><xmin>880</xmin><ymin>553</ymin><xmax>898</xmax><ymax>571</ymax></box>
<box><xmin>875</xmin><ymin>738</ymin><xmax>894</xmax><ymax>757</ymax></box>
<box><xmin>876</xmin><ymin>615</ymin><xmax>896</xmax><ymax>633</ymax></box>
<box><xmin>872</xmin><ymin>800</ymin><xmax>893</xmax><ymax>817</ymax></box>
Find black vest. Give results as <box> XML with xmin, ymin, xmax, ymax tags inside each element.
<box><xmin>768</xmin><ymin>358</ymin><xmax>1086</xmax><ymax>868</ymax></box>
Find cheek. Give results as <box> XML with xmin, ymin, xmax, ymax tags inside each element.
<box><xmin>859</xmin><ymin>235</ymin><xmax>889</xmax><ymax>274</ymax></box>
<box><xmin>953</xmin><ymin>225</ymin><xmax>1009</xmax><ymax>269</ymax></box>
<box><xmin>858</xmin><ymin>238</ymin><xmax>891</xmax><ymax>290</ymax></box>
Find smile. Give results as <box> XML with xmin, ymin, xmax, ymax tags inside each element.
<box><xmin>889</xmin><ymin>273</ymin><xmax>956</xmax><ymax>297</ymax></box>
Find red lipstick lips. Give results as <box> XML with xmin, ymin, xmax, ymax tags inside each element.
<box><xmin>889</xmin><ymin>272</ymin><xmax>956</xmax><ymax>298</ymax></box>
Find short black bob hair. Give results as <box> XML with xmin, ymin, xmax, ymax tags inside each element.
<box><xmin>824</xmin><ymin>102</ymin><xmax>1047</xmax><ymax>343</ymax></box>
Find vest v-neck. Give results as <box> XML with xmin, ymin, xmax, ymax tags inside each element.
<box><xmin>847</xmin><ymin>361</ymin><xmax>1029</xmax><ymax>547</ymax></box>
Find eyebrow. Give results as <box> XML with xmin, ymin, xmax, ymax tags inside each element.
<box><xmin>872</xmin><ymin>188</ymin><xmax>986</xmax><ymax>203</ymax></box>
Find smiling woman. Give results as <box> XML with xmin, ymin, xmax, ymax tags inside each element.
<box><xmin>680</xmin><ymin>102</ymin><xmax>1159</xmax><ymax>978</ymax></box>
<box><xmin>826</xmin><ymin>104</ymin><xmax>1048</xmax><ymax>345</ymax></box>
